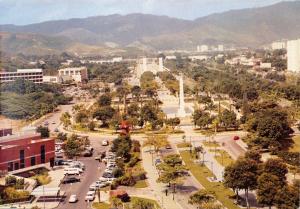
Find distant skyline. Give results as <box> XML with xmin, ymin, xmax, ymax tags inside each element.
<box><xmin>0</xmin><ymin>0</ymin><xmax>296</xmax><ymax>25</ymax></box>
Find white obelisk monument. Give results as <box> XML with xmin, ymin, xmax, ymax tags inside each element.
<box><xmin>177</xmin><ymin>73</ymin><xmax>186</xmax><ymax>117</ymax></box>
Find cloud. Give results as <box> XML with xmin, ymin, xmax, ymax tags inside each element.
<box><xmin>0</xmin><ymin>0</ymin><xmax>290</xmax><ymax>25</ymax></box>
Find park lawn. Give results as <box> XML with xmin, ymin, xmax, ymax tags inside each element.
<box><xmin>203</xmin><ymin>141</ymin><xmax>220</xmax><ymax>148</ymax></box>
<box><xmin>180</xmin><ymin>151</ymin><xmax>240</xmax><ymax>209</ymax></box>
<box><xmin>92</xmin><ymin>202</ymin><xmax>110</xmax><ymax>209</ymax></box>
<box><xmin>129</xmin><ymin>196</ymin><xmax>161</xmax><ymax>209</ymax></box>
<box><xmin>290</xmin><ymin>135</ymin><xmax>300</xmax><ymax>152</ymax></box>
<box><xmin>214</xmin><ymin>150</ymin><xmax>234</xmax><ymax>167</ymax></box>
<box><xmin>134</xmin><ymin>179</ymin><xmax>148</xmax><ymax>188</ymax></box>
<box><xmin>177</xmin><ymin>142</ymin><xmax>192</xmax><ymax>148</ymax></box>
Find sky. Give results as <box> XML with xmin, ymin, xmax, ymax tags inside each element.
<box><xmin>0</xmin><ymin>0</ymin><xmax>294</xmax><ymax>25</ymax></box>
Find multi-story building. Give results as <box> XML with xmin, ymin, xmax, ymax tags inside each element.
<box><xmin>58</xmin><ymin>67</ymin><xmax>88</xmax><ymax>83</ymax></box>
<box><xmin>287</xmin><ymin>39</ymin><xmax>300</xmax><ymax>73</ymax></box>
<box><xmin>0</xmin><ymin>133</ymin><xmax>55</xmax><ymax>173</ymax></box>
<box><xmin>0</xmin><ymin>69</ymin><xmax>43</xmax><ymax>84</ymax></box>
<box><xmin>272</xmin><ymin>40</ymin><xmax>287</xmax><ymax>50</ymax></box>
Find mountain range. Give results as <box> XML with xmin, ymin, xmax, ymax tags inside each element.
<box><xmin>1</xmin><ymin>1</ymin><xmax>300</xmax><ymax>55</ymax></box>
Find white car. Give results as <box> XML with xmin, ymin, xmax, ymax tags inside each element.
<box><xmin>68</xmin><ymin>194</ymin><xmax>78</xmax><ymax>203</ymax></box>
<box><xmin>64</xmin><ymin>167</ymin><xmax>80</xmax><ymax>175</ymax></box>
<box><xmin>102</xmin><ymin>140</ymin><xmax>109</xmax><ymax>146</ymax></box>
<box><xmin>85</xmin><ymin>191</ymin><xmax>95</xmax><ymax>201</ymax></box>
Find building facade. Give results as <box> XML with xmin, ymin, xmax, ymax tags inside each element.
<box><xmin>272</xmin><ymin>41</ymin><xmax>287</xmax><ymax>50</ymax></box>
<box><xmin>0</xmin><ymin>69</ymin><xmax>43</xmax><ymax>84</ymax></box>
<box><xmin>58</xmin><ymin>67</ymin><xmax>88</xmax><ymax>83</ymax></box>
<box><xmin>0</xmin><ymin>133</ymin><xmax>55</xmax><ymax>173</ymax></box>
<box><xmin>287</xmin><ymin>39</ymin><xmax>300</xmax><ymax>73</ymax></box>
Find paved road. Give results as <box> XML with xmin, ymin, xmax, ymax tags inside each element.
<box><xmin>57</xmin><ymin>156</ymin><xmax>106</xmax><ymax>209</ymax></box>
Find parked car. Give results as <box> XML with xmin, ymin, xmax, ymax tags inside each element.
<box><xmin>83</xmin><ymin>150</ymin><xmax>93</xmax><ymax>157</ymax></box>
<box><xmin>64</xmin><ymin>167</ymin><xmax>80</xmax><ymax>175</ymax></box>
<box><xmin>69</xmin><ymin>194</ymin><xmax>78</xmax><ymax>203</ymax></box>
<box><xmin>102</xmin><ymin>140</ymin><xmax>109</xmax><ymax>146</ymax></box>
<box><xmin>85</xmin><ymin>191</ymin><xmax>95</xmax><ymax>201</ymax></box>
<box><xmin>54</xmin><ymin>128</ymin><xmax>59</xmax><ymax>132</ymax></box>
<box><xmin>62</xmin><ymin>176</ymin><xmax>80</xmax><ymax>184</ymax></box>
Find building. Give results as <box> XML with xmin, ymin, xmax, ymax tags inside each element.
<box><xmin>43</xmin><ymin>76</ymin><xmax>59</xmax><ymax>83</ymax></box>
<box><xmin>188</xmin><ymin>55</ymin><xmax>209</xmax><ymax>61</ymax></box>
<box><xmin>0</xmin><ymin>133</ymin><xmax>55</xmax><ymax>173</ymax></box>
<box><xmin>272</xmin><ymin>41</ymin><xmax>287</xmax><ymax>50</ymax></box>
<box><xmin>287</xmin><ymin>39</ymin><xmax>300</xmax><ymax>73</ymax></box>
<box><xmin>58</xmin><ymin>67</ymin><xmax>88</xmax><ymax>83</ymax></box>
<box><xmin>218</xmin><ymin>45</ymin><xmax>224</xmax><ymax>51</ymax></box>
<box><xmin>0</xmin><ymin>69</ymin><xmax>43</xmax><ymax>84</ymax></box>
<box><xmin>260</xmin><ymin>62</ymin><xmax>272</xmax><ymax>69</ymax></box>
<box><xmin>200</xmin><ymin>45</ymin><xmax>209</xmax><ymax>52</ymax></box>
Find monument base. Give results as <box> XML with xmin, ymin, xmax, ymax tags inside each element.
<box><xmin>177</xmin><ymin>108</ymin><xmax>186</xmax><ymax>118</ymax></box>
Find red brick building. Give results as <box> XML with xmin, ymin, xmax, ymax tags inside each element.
<box><xmin>0</xmin><ymin>133</ymin><xmax>55</xmax><ymax>172</ymax></box>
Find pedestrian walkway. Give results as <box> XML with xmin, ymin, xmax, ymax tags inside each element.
<box><xmin>141</xmin><ymin>147</ymin><xmax>183</xmax><ymax>209</ymax></box>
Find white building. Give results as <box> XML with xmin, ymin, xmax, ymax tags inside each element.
<box><xmin>287</xmin><ymin>39</ymin><xmax>300</xmax><ymax>73</ymax></box>
<box><xmin>58</xmin><ymin>67</ymin><xmax>88</xmax><ymax>83</ymax></box>
<box><xmin>188</xmin><ymin>55</ymin><xmax>209</xmax><ymax>61</ymax></box>
<box><xmin>272</xmin><ymin>41</ymin><xmax>287</xmax><ymax>50</ymax></box>
<box><xmin>43</xmin><ymin>76</ymin><xmax>59</xmax><ymax>83</ymax></box>
<box><xmin>165</xmin><ymin>55</ymin><xmax>177</xmax><ymax>60</ymax></box>
<box><xmin>218</xmin><ymin>45</ymin><xmax>224</xmax><ymax>51</ymax></box>
<box><xmin>0</xmin><ymin>69</ymin><xmax>43</xmax><ymax>84</ymax></box>
<box><xmin>200</xmin><ymin>45</ymin><xmax>209</xmax><ymax>52</ymax></box>
<box><xmin>260</xmin><ymin>63</ymin><xmax>272</xmax><ymax>69</ymax></box>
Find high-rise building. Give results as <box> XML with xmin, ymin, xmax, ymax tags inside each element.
<box><xmin>272</xmin><ymin>40</ymin><xmax>287</xmax><ymax>50</ymax></box>
<box><xmin>218</xmin><ymin>45</ymin><xmax>224</xmax><ymax>51</ymax></box>
<box><xmin>200</xmin><ymin>45</ymin><xmax>209</xmax><ymax>52</ymax></box>
<box><xmin>287</xmin><ymin>39</ymin><xmax>300</xmax><ymax>73</ymax></box>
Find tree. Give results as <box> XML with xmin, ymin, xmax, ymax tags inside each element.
<box><xmin>127</xmin><ymin>103</ymin><xmax>140</xmax><ymax>118</ymax></box>
<box><xmin>165</xmin><ymin>117</ymin><xmax>181</xmax><ymax>131</ymax></box>
<box><xmin>74</xmin><ymin>111</ymin><xmax>89</xmax><ymax>124</ymax></box>
<box><xmin>131</xmin><ymin>85</ymin><xmax>142</xmax><ymax>103</ymax></box>
<box><xmin>257</xmin><ymin>173</ymin><xmax>282</xmax><ymax>209</ymax></box>
<box><xmin>93</xmin><ymin>106</ymin><xmax>116</xmax><ymax>127</ymax></box>
<box><xmin>274</xmin><ymin>185</ymin><xmax>300</xmax><ymax>209</ymax></box>
<box><xmin>143</xmin><ymin>135</ymin><xmax>168</xmax><ymax>153</ymax></box>
<box><xmin>60</xmin><ymin>112</ymin><xmax>71</xmax><ymax>128</ymax></box>
<box><xmin>219</xmin><ymin>109</ymin><xmax>237</xmax><ymax>130</ymax></box>
<box><xmin>36</xmin><ymin>126</ymin><xmax>49</xmax><ymax>138</ymax></box>
<box><xmin>116</xmin><ymin>85</ymin><xmax>131</xmax><ymax>113</ymax></box>
<box><xmin>223</xmin><ymin>158</ymin><xmax>258</xmax><ymax>208</ymax></box>
<box><xmin>57</xmin><ymin>132</ymin><xmax>67</xmax><ymax>141</ymax></box>
<box><xmin>97</xmin><ymin>93</ymin><xmax>112</xmax><ymax>106</ymax></box>
<box><xmin>111</xmin><ymin>135</ymin><xmax>132</xmax><ymax>161</ymax></box>
<box><xmin>63</xmin><ymin>134</ymin><xmax>83</xmax><ymax>158</ymax></box>
<box><xmin>189</xmin><ymin>190</ymin><xmax>216</xmax><ymax>207</ymax></box>
<box><xmin>244</xmin><ymin>149</ymin><xmax>261</xmax><ymax>163</ymax></box>
<box><xmin>157</xmin><ymin>154</ymin><xmax>186</xmax><ymax>197</ymax></box>
<box><xmin>131</xmin><ymin>198</ymin><xmax>155</xmax><ymax>209</ymax></box>
<box><xmin>193</xmin><ymin>109</ymin><xmax>212</xmax><ymax>129</ymax></box>
<box><xmin>263</xmin><ymin>158</ymin><xmax>288</xmax><ymax>182</ymax></box>
<box><xmin>141</xmin><ymin>103</ymin><xmax>158</xmax><ymax>124</ymax></box>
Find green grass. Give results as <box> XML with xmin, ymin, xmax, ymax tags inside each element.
<box><xmin>177</xmin><ymin>142</ymin><xmax>192</xmax><ymax>148</ymax></box>
<box><xmin>180</xmin><ymin>151</ymin><xmax>240</xmax><ymax>209</ymax></box>
<box><xmin>129</xmin><ymin>196</ymin><xmax>161</xmax><ymax>209</ymax></box>
<box><xmin>214</xmin><ymin>150</ymin><xmax>234</xmax><ymax>167</ymax></box>
<box><xmin>203</xmin><ymin>141</ymin><xmax>220</xmax><ymax>148</ymax></box>
<box><xmin>290</xmin><ymin>135</ymin><xmax>300</xmax><ymax>152</ymax></box>
<box><xmin>92</xmin><ymin>202</ymin><xmax>110</xmax><ymax>209</ymax></box>
<box><xmin>92</xmin><ymin>196</ymin><xmax>161</xmax><ymax>209</ymax></box>
<box><xmin>134</xmin><ymin>180</ymin><xmax>148</xmax><ymax>188</ymax></box>
<box><xmin>30</xmin><ymin>173</ymin><xmax>51</xmax><ymax>185</ymax></box>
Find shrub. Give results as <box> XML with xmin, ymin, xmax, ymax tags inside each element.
<box><xmin>128</xmin><ymin>155</ymin><xmax>140</xmax><ymax>167</ymax></box>
<box><xmin>5</xmin><ymin>176</ymin><xmax>17</xmax><ymax>185</ymax></box>
<box><xmin>112</xmin><ymin>168</ymin><xmax>124</xmax><ymax>178</ymax></box>
<box><xmin>117</xmin><ymin>175</ymin><xmax>136</xmax><ymax>186</ymax></box>
<box><xmin>132</xmin><ymin>140</ymin><xmax>141</xmax><ymax>152</ymax></box>
<box><xmin>3</xmin><ymin>187</ymin><xmax>30</xmax><ymax>200</ymax></box>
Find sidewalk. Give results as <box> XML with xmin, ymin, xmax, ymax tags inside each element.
<box><xmin>141</xmin><ymin>147</ymin><xmax>183</xmax><ymax>209</ymax></box>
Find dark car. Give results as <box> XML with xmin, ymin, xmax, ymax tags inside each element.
<box><xmin>102</xmin><ymin>172</ymin><xmax>113</xmax><ymax>178</ymax></box>
<box><xmin>62</xmin><ymin>176</ymin><xmax>80</xmax><ymax>184</ymax></box>
<box><xmin>83</xmin><ymin>150</ymin><xmax>93</xmax><ymax>157</ymax></box>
